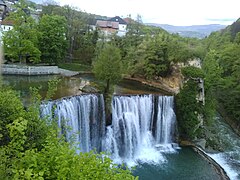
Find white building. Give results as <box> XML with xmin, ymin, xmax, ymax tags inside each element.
<box><xmin>108</xmin><ymin>16</ymin><xmax>127</xmax><ymax>36</ymax></box>
<box><xmin>0</xmin><ymin>20</ymin><xmax>13</xmax><ymax>45</ymax></box>
<box><xmin>92</xmin><ymin>16</ymin><xmax>128</xmax><ymax>37</ymax></box>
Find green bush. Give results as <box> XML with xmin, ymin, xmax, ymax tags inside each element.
<box><xmin>181</xmin><ymin>66</ymin><xmax>205</xmax><ymax>79</ymax></box>
<box><xmin>176</xmin><ymin>80</ymin><xmax>204</xmax><ymax>139</ymax></box>
<box><xmin>0</xmin><ymin>88</ymin><xmax>137</xmax><ymax>179</ymax></box>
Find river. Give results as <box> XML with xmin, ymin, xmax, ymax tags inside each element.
<box><xmin>207</xmin><ymin>115</ymin><xmax>240</xmax><ymax>180</ymax></box>
<box><xmin>2</xmin><ymin>74</ymin><xmax>233</xmax><ymax>179</ymax></box>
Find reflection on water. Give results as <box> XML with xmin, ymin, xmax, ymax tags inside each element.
<box><xmin>2</xmin><ymin>74</ymin><xmax>166</xmax><ymax>105</ymax></box>
<box><xmin>2</xmin><ymin>75</ymin><xmax>82</xmax><ymax>104</ymax></box>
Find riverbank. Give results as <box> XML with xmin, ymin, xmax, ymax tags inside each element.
<box><xmin>2</xmin><ymin>64</ymin><xmax>181</xmax><ymax>93</ymax></box>
<box><xmin>218</xmin><ymin>105</ymin><xmax>240</xmax><ymax>137</ymax></box>
<box><xmin>123</xmin><ymin>75</ymin><xmax>181</xmax><ymax>95</ymax></box>
<box><xmin>180</xmin><ymin>141</ymin><xmax>230</xmax><ymax>180</ymax></box>
<box><xmin>1</xmin><ymin>64</ymin><xmax>85</xmax><ymax>77</ymax></box>
<box><xmin>192</xmin><ymin>146</ymin><xmax>230</xmax><ymax>180</ymax></box>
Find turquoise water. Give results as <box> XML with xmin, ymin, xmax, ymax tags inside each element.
<box><xmin>3</xmin><ymin>74</ymin><xmax>222</xmax><ymax>179</ymax></box>
<box><xmin>133</xmin><ymin>147</ymin><xmax>220</xmax><ymax>180</ymax></box>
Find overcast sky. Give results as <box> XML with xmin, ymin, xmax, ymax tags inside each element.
<box><xmin>51</xmin><ymin>0</ymin><xmax>239</xmax><ymax>26</ymax></box>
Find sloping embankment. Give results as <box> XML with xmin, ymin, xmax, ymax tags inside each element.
<box><xmin>124</xmin><ymin>76</ymin><xmax>180</xmax><ymax>95</ymax></box>
<box><xmin>193</xmin><ymin>146</ymin><xmax>230</xmax><ymax>180</ymax></box>
<box><xmin>2</xmin><ymin>64</ymin><xmax>80</xmax><ymax>77</ymax></box>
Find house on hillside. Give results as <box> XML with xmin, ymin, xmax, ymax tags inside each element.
<box><xmin>0</xmin><ymin>20</ymin><xmax>13</xmax><ymax>44</ymax></box>
<box><xmin>96</xmin><ymin>20</ymin><xmax>119</xmax><ymax>36</ymax></box>
<box><xmin>92</xmin><ymin>16</ymin><xmax>128</xmax><ymax>37</ymax></box>
<box><xmin>0</xmin><ymin>19</ymin><xmax>13</xmax><ymax>31</ymax></box>
<box><xmin>108</xmin><ymin>16</ymin><xmax>127</xmax><ymax>36</ymax></box>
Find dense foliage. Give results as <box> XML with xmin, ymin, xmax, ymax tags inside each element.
<box><xmin>3</xmin><ymin>0</ymin><xmax>99</xmax><ymax>65</ymax></box>
<box><xmin>177</xmin><ymin>18</ymin><xmax>240</xmax><ymax>140</ymax></box>
<box><xmin>3</xmin><ymin>0</ymin><xmax>41</xmax><ymax>63</ymax></box>
<box><xmin>203</xmin><ymin>18</ymin><xmax>240</xmax><ymax>130</ymax></box>
<box><xmin>93</xmin><ymin>43</ymin><xmax>122</xmax><ymax>94</ymax></box>
<box><xmin>0</xmin><ymin>88</ymin><xmax>136</xmax><ymax>179</ymax></box>
<box><xmin>38</xmin><ymin>15</ymin><xmax>68</xmax><ymax>64</ymax></box>
<box><xmin>176</xmin><ymin>80</ymin><xmax>204</xmax><ymax>139</ymax></box>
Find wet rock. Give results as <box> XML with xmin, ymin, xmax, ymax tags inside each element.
<box><xmin>194</xmin><ymin>138</ymin><xmax>206</xmax><ymax>149</ymax></box>
<box><xmin>81</xmin><ymin>85</ymin><xmax>100</xmax><ymax>93</ymax></box>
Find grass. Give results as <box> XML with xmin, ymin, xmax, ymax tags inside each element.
<box><xmin>58</xmin><ymin>63</ymin><xmax>92</xmax><ymax>72</ymax></box>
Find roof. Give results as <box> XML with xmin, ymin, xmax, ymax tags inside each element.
<box><xmin>123</xmin><ymin>17</ymin><xmax>133</xmax><ymax>24</ymax></box>
<box><xmin>96</xmin><ymin>20</ymin><xmax>119</xmax><ymax>29</ymax></box>
<box><xmin>1</xmin><ymin>20</ymin><xmax>14</xmax><ymax>26</ymax></box>
<box><xmin>108</xmin><ymin>16</ymin><xmax>127</xmax><ymax>25</ymax></box>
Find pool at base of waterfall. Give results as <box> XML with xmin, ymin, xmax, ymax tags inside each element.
<box><xmin>133</xmin><ymin>147</ymin><xmax>221</xmax><ymax>180</ymax></box>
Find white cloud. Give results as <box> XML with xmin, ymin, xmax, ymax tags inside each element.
<box><xmin>57</xmin><ymin>0</ymin><xmax>240</xmax><ymax>25</ymax></box>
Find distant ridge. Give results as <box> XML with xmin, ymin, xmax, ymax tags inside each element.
<box><xmin>145</xmin><ymin>23</ymin><xmax>227</xmax><ymax>38</ymax></box>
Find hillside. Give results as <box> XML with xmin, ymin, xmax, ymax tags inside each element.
<box><xmin>220</xmin><ymin>18</ymin><xmax>240</xmax><ymax>39</ymax></box>
<box><xmin>146</xmin><ymin>23</ymin><xmax>226</xmax><ymax>38</ymax></box>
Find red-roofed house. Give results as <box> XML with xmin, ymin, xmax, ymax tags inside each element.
<box><xmin>94</xmin><ymin>16</ymin><xmax>127</xmax><ymax>36</ymax></box>
<box><xmin>0</xmin><ymin>20</ymin><xmax>14</xmax><ymax>43</ymax></box>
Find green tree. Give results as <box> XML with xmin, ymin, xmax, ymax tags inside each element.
<box><xmin>93</xmin><ymin>43</ymin><xmax>122</xmax><ymax>94</ymax></box>
<box><xmin>143</xmin><ymin>34</ymin><xmax>171</xmax><ymax>79</ymax></box>
<box><xmin>0</xmin><ymin>87</ymin><xmax>137</xmax><ymax>179</ymax></box>
<box><xmin>3</xmin><ymin>0</ymin><xmax>41</xmax><ymax>63</ymax></box>
<box><xmin>0</xmin><ymin>88</ymin><xmax>25</xmax><ymax>146</ymax></box>
<box><xmin>38</xmin><ymin>14</ymin><xmax>68</xmax><ymax>64</ymax></box>
<box><xmin>176</xmin><ymin>80</ymin><xmax>204</xmax><ymax>139</ymax></box>
<box><xmin>202</xmin><ymin>50</ymin><xmax>222</xmax><ymax>90</ymax></box>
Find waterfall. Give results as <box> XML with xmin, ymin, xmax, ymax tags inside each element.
<box><xmin>40</xmin><ymin>94</ymin><xmax>105</xmax><ymax>152</ymax></box>
<box><xmin>40</xmin><ymin>94</ymin><xmax>177</xmax><ymax>166</ymax></box>
<box><xmin>155</xmin><ymin>96</ymin><xmax>176</xmax><ymax>144</ymax></box>
<box><xmin>104</xmin><ymin>95</ymin><xmax>177</xmax><ymax>166</ymax></box>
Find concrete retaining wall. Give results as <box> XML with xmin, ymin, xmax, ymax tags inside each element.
<box><xmin>2</xmin><ymin>64</ymin><xmax>60</xmax><ymax>75</ymax></box>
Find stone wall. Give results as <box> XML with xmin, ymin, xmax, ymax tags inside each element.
<box><xmin>2</xmin><ymin>64</ymin><xmax>60</xmax><ymax>75</ymax></box>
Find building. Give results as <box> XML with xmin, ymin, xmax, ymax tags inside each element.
<box><xmin>93</xmin><ymin>16</ymin><xmax>128</xmax><ymax>37</ymax></box>
<box><xmin>96</xmin><ymin>20</ymin><xmax>119</xmax><ymax>36</ymax></box>
<box><xmin>0</xmin><ymin>19</ymin><xmax>13</xmax><ymax>31</ymax></box>
<box><xmin>108</xmin><ymin>16</ymin><xmax>127</xmax><ymax>36</ymax></box>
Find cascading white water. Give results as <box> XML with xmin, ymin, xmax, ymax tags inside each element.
<box><xmin>154</xmin><ymin>96</ymin><xmax>177</xmax><ymax>152</ymax></box>
<box><xmin>41</xmin><ymin>94</ymin><xmax>177</xmax><ymax>166</ymax></box>
<box><xmin>40</xmin><ymin>94</ymin><xmax>105</xmax><ymax>152</ymax></box>
<box><xmin>104</xmin><ymin>95</ymin><xmax>177</xmax><ymax>166</ymax></box>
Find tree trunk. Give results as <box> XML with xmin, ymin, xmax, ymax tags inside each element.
<box><xmin>104</xmin><ymin>79</ymin><xmax>112</xmax><ymax>125</ymax></box>
<box><xmin>104</xmin><ymin>79</ymin><xmax>110</xmax><ymax>95</ymax></box>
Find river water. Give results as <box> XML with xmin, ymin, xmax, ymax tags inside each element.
<box><xmin>2</xmin><ymin>74</ymin><xmax>167</xmax><ymax>104</ymax></box>
<box><xmin>207</xmin><ymin>116</ymin><xmax>240</xmax><ymax>180</ymax></box>
<box><xmin>2</xmin><ymin>74</ymin><xmax>233</xmax><ymax>179</ymax></box>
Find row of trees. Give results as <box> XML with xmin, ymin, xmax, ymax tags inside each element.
<box><xmin>3</xmin><ymin>0</ymin><xmax>99</xmax><ymax>65</ymax></box>
<box><xmin>176</xmin><ymin>18</ymin><xmax>240</xmax><ymax>141</ymax></box>
<box><xmin>204</xmin><ymin>21</ymin><xmax>240</xmax><ymax>129</ymax></box>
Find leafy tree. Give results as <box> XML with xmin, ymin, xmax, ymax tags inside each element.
<box><xmin>93</xmin><ymin>43</ymin><xmax>122</xmax><ymax>94</ymax></box>
<box><xmin>176</xmin><ymin>80</ymin><xmax>204</xmax><ymax>139</ymax></box>
<box><xmin>142</xmin><ymin>34</ymin><xmax>172</xmax><ymax>79</ymax></box>
<box><xmin>0</xmin><ymin>88</ymin><xmax>25</xmax><ymax>146</ymax></box>
<box><xmin>202</xmin><ymin>50</ymin><xmax>222</xmax><ymax>90</ymax></box>
<box><xmin>41</xmin><ymin>4</ymin><xmax>97</xmax><ymax>64</ymax></box>
<box><xmin>38</xmin><ymin>14</ymin><xmax>68</xmax><ymax>64</ymax></box>
<box><xmin>181</xmin><ymin>66</ymin><xmax>205</xmax><ymax>79</ymax></box>
<box><xmin>3</xmin><ymin>0</ymin><xmax>41</xmax><ymax>63</ymax></box>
